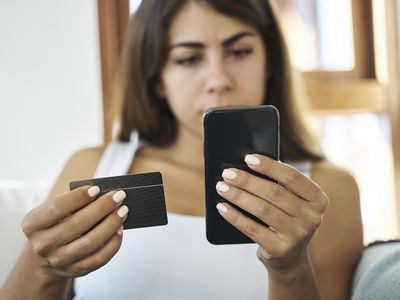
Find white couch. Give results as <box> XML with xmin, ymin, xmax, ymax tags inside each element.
<box><xmin>0</xmin><ymin>180</ymin><xmax>49</xmax><ymax>286</ymax></box>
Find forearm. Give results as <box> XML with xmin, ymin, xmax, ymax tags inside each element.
<box><xmin>0</xmin><ymin>244</ymin><xmax>71</xmax><ymax>300</ymax></box>
<box><xmin>267</xmin><ymin>256</ymin><xmax>321</xmax><ymax>300</ymax></box>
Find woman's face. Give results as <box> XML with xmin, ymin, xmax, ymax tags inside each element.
<box><xmin>158</xmin><ymin>1</ymin><xmax>267</xmax><ymax>139</ymax></box>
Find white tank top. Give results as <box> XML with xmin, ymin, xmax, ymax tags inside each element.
<box><xmin>73</xmin><ymin>136</ymin><xmax>311</xmax><ymax>300</ymax></box>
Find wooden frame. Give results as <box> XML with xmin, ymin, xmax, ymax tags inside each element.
<box><xmin>306</xmin><ymin>79</ymin><xmax>387</xmax><ymax>113</ymax></box>
<box><xmin>98</xmin><ymin>0</ymin><xmax>130</xmax><ymax>143</ymax></box>
<box><xmin>302</xmin><ymin>0</ymin><xmax>375</xmax><ymax>80</ymax></box>
<box><xmin>384</xmin><ymin>0</ymin><xmax>400</xmax><ymax>232</ymax></box>
<box><xmin>274</xmin><ymin>0</ymin><xmax>382</xmax><ymax>112</ymax></box>
<box><xmin>301</xmin><ymin>0</ymin><xmax>384</xmax><ymax>113</ymax></box>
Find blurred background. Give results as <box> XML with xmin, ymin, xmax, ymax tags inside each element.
<box><xmin>0</xmin><ymin>0</ymin><xmax>399</xmax><ymax>284</ymax></box>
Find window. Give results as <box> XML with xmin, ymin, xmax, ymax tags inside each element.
<box><xmin>130</xmin><ymin>0</ymin><xmax>141</xmax><ymax>14</ymax></box>
<box><xmin>97</xmin><ymin>0</ymin><xmax>400</xmax><ymax>242</ymax></box>
<box><xmin>277</xmin><ymin>0</ymin><xmax>355</xmax><ymax>72</ymax></box>
<box><xmin>311</xmin><ymin>114</ymin><xmax>398</xmax><ymax>243</ymax></box>
<box><xmin>275</xmin><ymin>0</ymin><xmax>374</xmax><ymax>79</ymax></box>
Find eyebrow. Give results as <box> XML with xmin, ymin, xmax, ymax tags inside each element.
<box><xmin>169</xmin><ymin>31</ymin><xmax>256</xmax><ymax>50</ymax></box>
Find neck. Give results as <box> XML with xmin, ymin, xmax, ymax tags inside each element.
<box><xmin>163</xmin><ymin>126</ymin><xmax>204</xmax><ymax>172</ymax></box>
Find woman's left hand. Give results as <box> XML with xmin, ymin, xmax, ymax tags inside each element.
<box><xmin>215</xmin><ymin>153</ymin><xmax>329</xmax><ymax>272</ymax></box>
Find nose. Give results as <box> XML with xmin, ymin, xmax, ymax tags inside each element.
<box><xmin>205</xmin><ymin>59</ymin><xmax>234</xmax><ymax>94</ymax></box>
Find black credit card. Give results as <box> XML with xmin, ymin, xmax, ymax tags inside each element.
<box><xmin>69</xmin><ymin>172</ymin><xmax>168</xmax><ymax>230</ymax></box>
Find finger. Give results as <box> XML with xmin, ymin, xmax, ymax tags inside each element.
<box><xmin>222</xmin><ymin>168</ymin><xmax>301</xmax><ymax>216</ymax></box>
<box><xmin>244</xmin><ymin>154</ymin><xmax>324</xmax><ymax>202</ymax></box>
<box><xmin>216</xmin><ymin>202</ymin><xmax>277</xmax><ymax>248</ymax></box>
<box><xmin>65</xmin><ymin>233</ymin><xmax>123</xmax><ymax>277</ymax></box>
<box><xmin>216</xmin><ymin>181</ymin><xmax>292</xmax><ymax>232</ymax></box>
<box><xmin>37</xmin><ymin>191</ymin><xmax>127</xmax><ymax>253</ymax></box>
<box><xmin>22</xmin><ymin>185</ymin><xmax>101</xmax><ymax>234</ymax></box>
<box><xmin>47</xmin><ymin>207</ymin><xmax>128</xmax><ymax>268</ymax></box>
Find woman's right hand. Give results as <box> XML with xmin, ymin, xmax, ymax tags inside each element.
<box><xmin>21</xmin><ymin>185</ymin><xmax>128</xmax><ymax>279</ymax></box>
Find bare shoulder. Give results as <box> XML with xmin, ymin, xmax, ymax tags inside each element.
<box><xmin>312</xmin><ymin>160</ymin><xmax>357</xmax><ymax>186</ymax></box>
<box><xmin>309</xmin><ymin>160</ymin><xmax>361</xmax><ymax>236</ymax></box>
<box><xmin>60</xmin><ymin>146</ymin><xmax>106</xmax><ymax>177</ymax></box>
<box><xmin>48</xmin><ymin>145</ymin><xmax>106</xmax><ymax>198</ymax></box>
<box><xmin>308</xmin><ymin>160</ymin><xmax>363</xmax><ymax>299</ymax></box>
<box><xmin>311</xmin><ymin>160</ymin><xmax>359</xmax><ymax>200</ymax></box>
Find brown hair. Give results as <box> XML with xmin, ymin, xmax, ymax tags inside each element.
<box><xmin>114</xmin><ymin>0</ymin><xmax>324</xmax><ymax>161</ymax></box>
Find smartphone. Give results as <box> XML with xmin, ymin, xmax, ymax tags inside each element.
<box><xmin>203</xmin><ymin>105</ymin><xmax>280</xmax><ymax>245</ymax></box>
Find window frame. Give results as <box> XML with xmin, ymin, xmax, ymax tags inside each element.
<box><xmin>384</xmin><ymin>0</ymin><xmax>400</xmax><ymax>231</ymax></box>
<box><xmin>97</xmin><ymin>0</ymin><xmax>400</xmax><ymax>229</ymax></box>
<box><xmin>282</xmin><ymin>0</ymin><xmax>382</xmax><ymax>112</ymax></box>
<box><xmin>97</xmin><ymin>0</ymin><xmax>129</xmax><ymax>143</ymax></box>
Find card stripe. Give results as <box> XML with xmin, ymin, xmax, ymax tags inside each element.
<box><xmin>101</xmin><ymin>184</ymin><xmax>163</xmax><ymax>192</ymax></box>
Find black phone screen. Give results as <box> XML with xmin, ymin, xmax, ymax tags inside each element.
<box><xmin>203</xmin><ymin>105</ymin><xmax>280</xmax><ymax>245</ymax></box>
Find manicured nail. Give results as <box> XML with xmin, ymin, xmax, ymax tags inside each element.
<box><xmin>113</xmin><ymin>190</ymin><xmax>126</xmax><ymax>203</ymax></box>
<box><xmin>117</xmin><ymin>225</ymin><xmax>124</xmax><ymax>236</ymax></box>
<box><xmin>216</xmin><ymin>181</ymin><xmax>229</xmax><ymax>192</ymax></box>
<box><xmin>222</xmin><ymin>169</ymin><xmax>237</xmax><ymax>180</ymax></box>
<box><xmin>245</xmin><ymin>154</ymin><xmax>260</xmax><ymax>166</ymax></box>
<box><xmin>117</xmin><ymin>205</ymin><xmax>129</xmax><ymax>218</ymax></box>
<box><xmin>88</xmin><ymin>186</ymin><xmax>100</xmax><ymax>197</ymax></box>
<box><xmin>216</xmin><ymin>203</ymin><xmax>228</xmax><ymax>214</ymax></box>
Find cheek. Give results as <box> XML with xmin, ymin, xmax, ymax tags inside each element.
<box><xmin>163</xmin><ymin>82</ymin><xmax>200</xmax><ymax>126</ymax></box>
<box><xmin>166</xmin><ymin>94</ymin><xmax>203</xmax><ymax>135</ymax></box>
<box><xmin>252</xmin><ymin>54</ymin><xmax>267</xmax><ymax>103</ymax></box>
<box><xmin>162</xmin><ymin>68</ymin><xmax>203</xmax><ymax>114</ymax></box>
<box><xmin>236</xmin><ymin>60</ymin><xmax>266</xmax><ymax>105</ymax></box>
<box><xmin>169</xmin><ymin>100</ymin><xmax>191</xmax><ymax>119</ymax></box>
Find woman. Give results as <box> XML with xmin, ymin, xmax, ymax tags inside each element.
<box><xmin>1</xmin><ymin>0</ymin><xmax>363</xmax><ymax>299</ymax></box>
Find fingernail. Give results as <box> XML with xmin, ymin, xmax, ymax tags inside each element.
<box><xmin>216</xmin><ymin>181</ymin><xmax>229</xmax><ymax>192</ymax></box>
<box><xmin>88</xmin><ymin>186</ymin><xmax>100</xmax><ymax>197</ymax></box>
<box><xmin>117</xmin><ymin>205</ymin><xmax>129</xmax><ymax>218</ymax></box>
<box><xmin>222</xmin><ymin>169</ymin><xmax>237</xmax><ymax>180</ymax></box>
<box><xmin>245</xmin><ymin>154</ymin><xmax>260</xmax><ymax>166</ymax></box>
<box><xmin>117</xmin><ymin>225</ymin><xmax>124</xmax><ymax>236</ymax></box>
<box><xmin>113</xmin><ymin>190</ymin><xmax>126</xmax><ymax>203</ymax></box>
<box><xmin>216</xmin><ymin>203</ymin><xmax>228</xmax><ymax>214</ymax></box>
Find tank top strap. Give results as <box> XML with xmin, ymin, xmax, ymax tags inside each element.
<box><xmin>284</xmin><ymin>160</ymin><xmax>313</xmax><ymax>178</ymax></box>
<box><xmin>94</xmin><ymin>132</ymin><xmax>141</xmax><ymax>178</ymax></box>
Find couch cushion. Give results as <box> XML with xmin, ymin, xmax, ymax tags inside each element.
<box><xmin>0</xmin><ymin>180</ymin><xmax>49</xmax><ymax>286</ymax></box>
<box><xmin>351</xmin><ymin>241</ymin><xmax>400</xmax><ymax>299</ymax></box>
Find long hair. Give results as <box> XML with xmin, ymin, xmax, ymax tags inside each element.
<box><xmin>114</xmin><ymin>0</ymin><xmax>324</xmax><ymax>161</ymax></box>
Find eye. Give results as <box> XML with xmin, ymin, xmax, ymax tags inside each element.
<box><xmin>228</xmin><ymin>48</ymin><xmax>253</xmax><ymax>59</ymax></box>
<box><xmin>175</xmin><ymin>54</ymin><xmax>202</xmax><ymax>66</ymax></box>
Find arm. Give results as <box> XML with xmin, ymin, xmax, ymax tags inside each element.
<box><xmin>215</xmin><ymin>155</ymin><xmax>362</xmax><ymax>299</ymax></box>
<box><xmin>309</xmin><ymin>162</ymin><xmax>363</xmax><ymax>299</ymax></box>
<box><xmin>1</xmin><ymin>244</ymin><xmax>73</xmax><ymax>300</ymax></box>
<box><xmin>0</xmin><ymin>146</ymin><xmax>127</xmax><ymax>300</ymax></box>
<box><xmin>262</xmin><ymin>162</ymin><xmax>362</xmax><ymax>300</ymax></box>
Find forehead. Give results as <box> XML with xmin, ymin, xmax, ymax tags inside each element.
<box><xmin>168</xmin><ymin>1</ymin><xmax>256</xmax><ymax>44</ymax></box>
